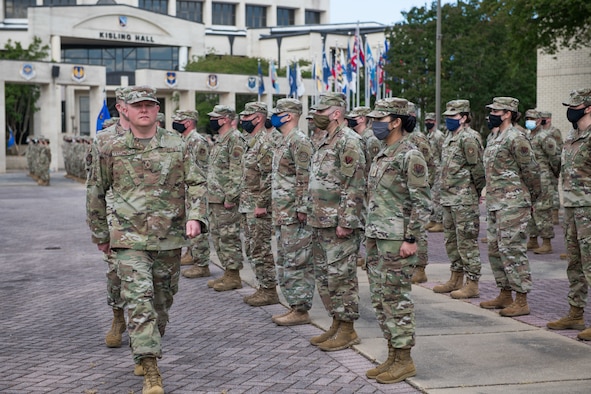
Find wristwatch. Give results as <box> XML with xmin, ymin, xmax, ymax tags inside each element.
<box><xmin>404</xmin><ymin>235</ymin><xmax>416</xmax><ymax>244</ymax></box>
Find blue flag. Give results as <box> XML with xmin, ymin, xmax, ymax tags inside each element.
<box><xmin>7</xmin><ymin>127</ymin><xmax>15</xmax><ymax>148</ymax></box>
<box><xmin>96</xmin><ymin>99</ymin><xmax>111</xmax><ymax>131</ymax></box>
<box><xmin>322</xmin><ymin>46</ymin><xmax>331</xmax><ymax>91</ymax></box>
<box><xmin>258</xmin><ymin>61</ymin><xmax>265</xmax><ymax>95</ymax></box>
<box><xmin>288</xmin><ymin>63</ymin><xmax>298</xmax><ymax>98</ymax></box>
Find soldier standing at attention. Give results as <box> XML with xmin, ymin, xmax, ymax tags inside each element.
<box><xmin>238</xmin><ymin>102</ymin><xmax>281</xmax><ymax>306</ymax></box>
<box><xmin>539</xmin><ymin>110</ymin><xmax>564</xmax><ymax>225</ymax></box>
<box><xmin>270</xmin><ymin>98</ymin><xmax>315</xmax><ymax>326</ymax></box>
<box><xmin>307</xmin><ymin>93</ymin><xmax>367</xmax><ymax>351</ymax></box>
<box><xmin>547</xmin><ymin>88</ymin><xmax>591</xmax><ymax>339</ymax></box>
<box><xmin>364</xmin><ymin>98</ymin><xmax>431</xmax><ymax>384</ymax></box>
<box><xmin>434</xmin><ymin>100</ymin><xmax>485</xmax><ymax>299</ymax></box>
<box><xmin>206</xmin><ymin>105</ymin><xmax>247</xmax><ymax>292</ymax></box>
<box><xmin>480</xmin><ymin>97</ymin><xmax>541</xmax><ymax>317</ymax></box>
<box><xmin>36</xmin><ymin>137</ymin><xmax>51</xmax><ymax>186</ymax></box>
<box><xmin>424</xmin><ymin>112</ymin><xmax>445</xmax><ymax>233</ymax></box>
<box><xmin>86</xmin><ymin>86</ymin><xmax>207</xmax><ymax>394</ymax></box>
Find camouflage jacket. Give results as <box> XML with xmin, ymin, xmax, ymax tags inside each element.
<box><xmin>362</xmin><ymin>127</ymin><xmax>383</xmax><ymax>168</ymax></box>
<box><xmin>547</xmin><ymin>126</ymin><xmax>564</xmax><ymax>152</ymax></box>
<box><xmin>307</xmin><ymin>124</ymin><xmax>366</xmax><ymax>229</ymax></box>
<box><xmin>561</xmin><ymin>124</ymin><xmax>591</xmax><ymax>207</ymax></box>
<box><xmin>428</xmin><ymin>128</ymin><xmax>445</xmax><ymax>168</ymax></box>
<box><xmin>207</xmin><ymin>128</ymin><xmax>246</xmax><ymax>205</ymax></box>
<box><xmin>240</xmin><ymin>128</ymin><xmax>282</xmax><ymax>213</ymax></box>
<box><xmin>440</xmin><ymin>126</ymin><xmax>486</xmax><ymax>206</ymax></box>
<box><xmin>406</xmin><ymin>131</ymin><xmax>436</xmax><ymax>186</ymax></box>
<box><xmin>366</xmin><ymin>138</ymin><xmax>431</xmax><ymax>240</ymax></box>
<box><xmin>528</xmin><ymin>127</ymin><xmax>561</xmax><ymax>178</ymax></box>
<box><xmin>483</xmin><ymin>125</ymin><xmax>541</xmax><ymax>211</ymax></box>
<box><xmin>86</xmin><ymin>127</ymin><xmax>207</xmax><ymax>250</ymax></box>
<box><xmin>272</xmin><ymin>127</ymin><xmax>313</xmax><ymax>226</ymax></box>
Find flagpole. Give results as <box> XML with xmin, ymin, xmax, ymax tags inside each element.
<box><xmin>364</xmin><ymin>35</ymin><xmax>368</xmax><ymax>106</ymax></box>
<box><xmin>257</xmin><ymin>58</ymin><xmax>261</xmax><ymax>102</ymax></box>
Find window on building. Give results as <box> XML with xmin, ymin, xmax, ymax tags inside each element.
<box><xmin>277</xmin><ymin>7</ymin><xmax>295</xmax><ymax>26</ymax></box>
<box><xmin>43</xmin><ymin>0</ymin><xmax>76</xmax><ymax>5</ymax></box>
<box><xmin>5</xmin><ymin>0</ymin><xmax>35</xmax><ymax>18</ymax></box>
<box><xmin>177</xmin><ymin>0</ymin><xmax>203</xmax><ymax>23</ymax></box>
<box><xmin>79</xmin><ymin>96</ymin><xmax>90</xmax><ymax>136</ymax></box>
<box><xmin>212</xmin><ymin>2</ymin><xmax>236</xmax><ymax>25</ymax></box>
<box><xmin>139</xmin><ymin>0</ymin><xmax>168</xmax><ymax>15</ymax></box>
<box><xmin>305</xmin><ymin>10</ymin><xmax>321</xmax><ymax>25</ymax></box>
<box><xmin>245</xmin><ymin>5</ymin><xmax>266</xmax><ymax>28</ymax></box>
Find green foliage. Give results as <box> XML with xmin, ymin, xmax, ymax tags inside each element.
<box><xmin>185</xmin><ymin>55</ymin><xmax>312</xmax><ymax>79</ymax></box>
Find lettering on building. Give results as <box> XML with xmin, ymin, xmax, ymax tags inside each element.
<box><xmin>99</xmin><ymin>32</ymin><xmax>155</xmax><ymax>43</ymax></box>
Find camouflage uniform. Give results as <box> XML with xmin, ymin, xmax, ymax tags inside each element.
<box><xmin>540</xmin><ymin>111</ymin><xmax>564</xmax><ymax>212</ymax></box>
<box><xmin>207</xmin><ymin>105</ymin><xmax>246</xmax><ymax>272</ymax></box>
<box><xmin>365</xmin><ymin>98</ymin><xmax>431</xmax><ymax>349</ymax></box>
<box><xmin>425</xmin><ymin>113</ymin><xmax>445</xmax><ymax>225</ymax></box>
<box><xmin>271</xmin><ymin>99</ymin><xmax>315</xmax><ymax>312</ymax></box>
<box><xmin>86</xmin><ymin>86</ymin><xmax>207</xmax><ymax>363</ymax></box>
<box><xmin>308</xmin><ymin>94</ymin><xmax>366</xmax><ymax>323</ymax></box>
<box><xmin>36</xmin><ymin>138</ymin><xmax>51</xmax><ymax>186</ymax></box>
<box><xmin>483</xmin><ymin>97</ymin><xmax>541</xmax><ymax>294</ymax></box>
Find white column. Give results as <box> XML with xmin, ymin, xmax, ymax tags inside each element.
<box><xmin>236</xmin><ymin>2</ymin><xmax>245</xmax><ymax>30</ymax></box>
<box><xmin>51</xmin><ymin>35</ymin><xmax>61</xmax><ymax>63</ymax></box>
<box><xmin>203</xmin><ymin>0</ymin><xmax>212</xmax><ymax>27</ymax></box>
<box><xmin>39</xmin><ymin>82</ymin><xmax>63</xmax><ymax>172</ymax></box>
<box><xmin>179</xmin><ymin>46</ymin><xmax>188</xmax><ymax>71</ymax></box>
<box><xmin>268</xmin><ymin>4</ymin><xmax>277</xmax><ymax>27</ymax></box>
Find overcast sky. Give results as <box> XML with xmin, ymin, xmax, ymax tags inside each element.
<box><xmin>329</xmin><ymin>0</ymin><xmax>454</xmax><ymax>25</ymax></box>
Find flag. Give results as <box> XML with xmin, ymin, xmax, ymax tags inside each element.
<box><xmin>346</xmin><ymin>41</ymin><xmax>355</xmax><ymax>93</ymax></box>
<box><xmin>379</xmin><ymin>39</ymin><xmax>389</xmax><ymax>85</ymax></box>
<box><xmin>314</xmin><ymin>58</ymin><xmax>323</xmax><ymax>92</ymax></box>
<box><xmin>366</xmin><ymin>42</ymin><xmax>377</xmax><ymax>96</ymax></box>
<box><xmin>322</xmin><ymin>45</ymin><xmax>331</xmax><ymax>91</ymax></box>
<box><xmin>336</xmin><ymin>49</ymin><xmax>344</xmax><ymax>93</ymax></box>
<box><xmin>257</xmin><ymin>60</ymin><xmax>265</xmax><ymax>95</ymax></box>
<box><xmin>296</xmin><ymin>62</ymin><xmax>306</xmax><ymax>97</ymax></box>
<box><xmin>288</xmin><ymin>63</ymin><xmax>297</xmax><ymax>98</ymax></box>
<box><xmin>270</xmin><ymin>60</ymin><xmax>280</xmax><ymax>93</ymax></box>
<box><xmin>96</xmin><ymin>99</ymin><xmax>111</xmax><ymax>131</ymax></box>
<box><xmin>7</xmin><ymin>127</ymin><xmax>15</xmax><ymax>148</ymax></box>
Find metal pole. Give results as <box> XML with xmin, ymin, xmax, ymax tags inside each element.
<box><xmin>435</xmin><ymin>0</ymin><xmax>442</xmax><ymax>130</ymax></box>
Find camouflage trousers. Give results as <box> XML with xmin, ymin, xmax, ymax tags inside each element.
<box><xmin>415</xmin><ymin>229</ymin><xmax>428</xmax><ymax>268</ymax></box>
<box><xmin>442</xmin><ymin>204</ymin><xmax>481</xmax><ymax>280</ymax></box>
<box><xmin>564</xmin><ymin>207</ymin><xmax>591</xmax><ymax>308</ymax></box>
<box><xmin>209</xmin><ymin>203</ymin><xmax>244</xmax><ymax>271</ymax></box>
<box><xmin>487</xmin><ymin>207</ymin><xmax>533</xmax><ymax>294</ymax></box>
<box><xmin>526</xmin><ymin>206</ymin><xmax>554</xmax><ymax>239</ymax></box>
<box><xmin>275</xmin><ymin>223</ymin><xmax>314</xmax><ymax>312</ymax></box>
<box><xmin>430</xmin><ymin>174</ymin><xmax>443</xmax><ymax>223</ymax></box>
<box><xmin>311</xmin><ymin>227</ymin><xmax>360</xmax><ymax>322</ymax></box>
<box><xmin>366</xmin><ymin>238</ymin><xmax>415</xmax><ymax>349</ymax></box>
<box><xmin>244</xmin><ymin>212</ymin><xmax>277</xmax><ymax>289</ymax></box>
<box><xmin>551</xmin><ymin>174</ymin><xmax>560</xmax><ymax>210</ymax></box>
<box><xmin>189</xmin><ymin>233</ymin><xmax>211</xmax><ymax>267</ymax></box>
<box><xmin>104</xmin><ymin>252</ymin><xmax>125</xmax><ymax>310</ymax></box>
<box><xmin>114</xmin><ymin>248</ymin><xmax>181</xmax><ymax>364</ymax></box>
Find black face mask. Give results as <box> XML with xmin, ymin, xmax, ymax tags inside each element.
<box><xmin>265</xmin><ymin>118</ymin><xmax>273</xmax><ymax>129</ymax></box>
<box><xmin>347</xmin><ymin>118</ymin><xmax>359</xmax><ymax>129</ymax></box>
<box><xmin>425</xmin><ymin>122</ymin><xmax>435</xmax><ymax>130</ymax></box>
<box><xmin>567</xmin><ymin>107</ymin><xmax>587</xmax><ymax>130</ymax></box>
<box><xmin>172</xmin><ymin>122</ymin><xmax>186</xmax><ymax>133</ymax></box>
<box><xmin>488</xmin><ymin>114</ymin><xmax>503</xmax><ymax>129</ymax></box>
<box><xmin>209</xmin><ymin>119</ymin><xmax>222</xmax><ymax>133</ymax></box>
<box><xmin>241</xmin><ymin>120</ymin><xmax>256</xmax><ymax>134</ymax></box>
<box><xmin>541</xmin><ymin>119</ymin><xmax>547</xmax><ymax>126</ymax></box>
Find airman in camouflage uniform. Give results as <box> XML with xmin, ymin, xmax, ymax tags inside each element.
<box><xmin>307</xmin><ymin>93</ymin><xmax>366</xmax><ymax>351</ymax></box>
<box><xmin>480</xmin><ymin>97</ymin><xmax>541</xmax><ymax>317</ymax></box>
<box><xmin>365</xmin><ymin>98</ymin><xmax>431</xmax><ymax>384</ymax></box>
<box><xmin>270</xmin><ymin>98</ymin><xmax>315</xmax><ymax>326</ymax></box>
<box><xmin>524</xmin><ymin>109</ymin><xmax>561</xmax><ymax>254</ymax></box>
<box><xmin>434</xmin><ymin>100</ymin><xmax>485</xmax><ymax>299</ymax></box>
<box><xmin>539</xmin><ymin>110</ymin><xmax>564</xmax><ymax>224</ymax></box>
<box><xmin>238</xmin><ymin>102</ymin><xmax>281</xmax><ymax>306</ymax></box>
<box><xmin>424</xmin><ymin>112</ymin><xmax>445</xmax><ymax>232</ymax></box>
<box><xmin>206</xmin><ymin>105</ymin><xmax>246</xmax><ymax>292</ymax></box>
<box><xmin>36</xmin><ymin>137</ymin><xmax>51</xmax><ymax>186</ymax></box>
<box><xmin>547</xmin><ymin>88</ymin><xmax>591</xmax><ymax>339</ymax></box>
<box><xmin>86</xmin><ymin>86</ymin><xmax>207</xmax><ymax>393</ymax></box>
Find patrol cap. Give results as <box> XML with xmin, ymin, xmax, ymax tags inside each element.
<box><xmin>486</xmin><ymin>97</ymin><xmax>519</xmax><ymax>112</ymax></box>
<box><xmin>125</xmin><ymin>86</ymin><xmax>159</xmax><ymax>104</ymax></box>
<box><xmin>115</xmin><ymin>86</ymin><xmax>130</xmax><ymax>101</ymax></box>
<box><xmin>346</xmin><ymin>106</ymin><xmax>371</xmax><ymax>119</ymax></box>
<box><xmin>312</xmin><ymin>92</ymin><xmax>347</xmax><ymax>110</ymax></box>
<box><xmin>408</xmin><ymin>101</ymin><xmax>417</xmax><ymax>114</ymax></box>
<box><xmin>562</xmin><ymin>88</ymin><xmax>591</xmax><ymax>107</ymax></box>
<box><xmin>305</xmin><ymin>109</ymin><xmax>316</xmax><ymax>120</ymax></box>
<box><xmin>443</xmin><ymin>99</ymin><xmax>470</xmax><ymax>116</ymax></box>
<box><xmin>271</xmin><ymin>98</ymin><xmax>302</xmax><ymax>115</ymax></box>
<box><xmin>239</xmin><ymin>101</ymin><xmax>268</xmax><ymax>116</ymax></box>
<box><xmin>367</xmin><ymin>97</ymin><xmax>411</xmax><ymax>118</ymax></box>
<box><xmin>207</xmin><ymin>105</ymin><xmax>236</xmax><ymax>117</ymax></box>
<box><xmin>524</xmin><ymin>109</ymin><xmax>540</xmax><ymax>119</ymax></box>
<box><xmin>172</xmin><ymin>109</ymin><xmax>199</xmax><ymax>121</ymax></box>
<box><xmin>425</xmin><ymin>112</ymin><xmax>436</xmax><ymax>121</ymax></box>
<box><xmin>539</xmin><ymin>111</ymin><xmax>552</xmax><ymax>118</ymax></box>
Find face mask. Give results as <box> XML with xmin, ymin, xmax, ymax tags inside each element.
<box><xmin>347</xmin><ymin>118</ymin><xmax>359</xmax><ymax>128</ymax></box>
<box><xmin>488</xmin><ymin>114</ymin><xmax>503</xmax><ymax>129</ymax></box>
<box><xmin>265</xmin><ymin>118</ymin><xmax>273</xmax><ymax>129</ymax></box>
<box><xmin>172</xmin><ymin>122</ymin><xmax>186</xmax><ymax>133</ymax></box>
<box><xmin>313</xmin><ymin>113</ymin><xmax>331</xmax><ymax>130</ymax></box>
<box><xmin>241</xmin><ymin>119</ymin><xmax>256</xmax><ymax>134</ymax></box>
<box><xmin>271</xmin><ymin>114</ymin><xmax>288</xmax><ymax>129</ymax></box>
<box><xmin>209</xmin><ymin>119</ymin><xmax>222</xmax><ymax>133</ymax></box>
<box><xmin>425</xmin><ymin>122</ymin><xmax>435</xmax><ymax>130</ymax></box>
<box><xmin>567</xmin><ymin>107</ymin><xmax>587</xmax><ymax>129</ymax></box>
<box><xmin>445</xmin><ymin>118</ymin><xmax>461</xmax><ymax>132</ymax></box>
<box><xmin>372</xmin><ymin>121</ymin><xmax>391</xmax><ymax>140</ymax></box>
<box><xmin>541</xmin><ymin>119</ymin><xmax>547</xmax><ymax>125</ymax></box>
<box><xmin>525</xmin><ymin>120</ymin><xmax>537</xmax><ymax>130</ymax></box>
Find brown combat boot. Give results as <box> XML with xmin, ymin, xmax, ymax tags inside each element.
<box><xmin>411</xmin><ymin>266</ymin><xmax>428</xmax><ymax>284</ymax></box>
<box><xmin>533</xmin><ymin>238</ymin><xmax>553</xmax><ymax>254</ymax></box>
<box><xmin>105</xmin><ymin>308</ymin><xmax>126</xmax><ymax>348</ymax></box>
<box><xmin>547</xmin><ymin>306</ymin><xmax>585</xmax><ymax>330</ymax></box>
<box><xmin>376</xmin><ymin>348</ymin><xmax>416</xmax><ymax>384</ymax></box>
<box><xmin>140</xmin><ymin>357</ymin><xmax>164</xmax><ymax>394</ymax></box>
<box><xmin>577</xmin><ymin>327</ymin><xmax>591</xmax><ymax>340</ymax></box>
<box><xmin>480</xmin><ymin>237</ymin><xmax>488</xmax><ymax>243</ymax></box>
<box><xmin>272</xmin><ymin>308</ymin><xmax>293</xmax><ymax>323</ymax></box>
<box><xmin>428</xmin><ymin>223</ymin><xmax>444</xmax><ymax>232</ymax></box>
<box><xmin>310</xmin><ymin>317</ymin><xmax>340</xmax><ymax>346</ymax></box>
<box><xmin>213</xmin><ymin>269</ymin><xmax>242</xmax><ymax>291</ymax></box>
<box><xmin>180</xmin><ymin>249</ymin><xmax>193</xmax><ymax>265</ymax></box>
<box><xmin>433</xmin><ymin>271</ymin><xmax>463</xmax><ymax>293</ymax></box>
<box><xmin>134</xmin><ymin>363</ymin><xmax>145</xmax><ymax>376</ymax></box>
<box><xmin>357</xmin><ymin>257</ymin><xmax>366</xmax><ymax>269</ymax></box>
<box><xmin>500</xmin><ymin>292</ymin><xmax>530</xmax><ymax>317</ymax></box>
<box><xmin>450</xmin><ymin>278</ymin><xmax>479</xmax><ymax>299</ymax></box>
<box><xmin>552</xmin><ymin>209</ymin><xmax>560</xmax><ymax>225</ymax></box>
<box><xmin>182</xmin><ymin>265</ymin><xmax>211</xmax><ymax>278</ymax></box>
<box><xmin>560</xmin><ymin>253</ymin><xmax>569</xmax><ymax>260</ymax></box>
<box><xmin>480</xmin><ymin>289</ymin><xmax>513</xmax><ymax>309</ymax></box>
<box><xmin>274</xmin><ymin>309</ymin><xmax>311</xmax><ymax>326</ymax></box>
<box><xmin>527</xmin><ymin>237</ymin><xmax>539</xmax><ymax>250</ymax></box>
<box><xmin>366</xmin><ymin>342</ymin><xmax>396</xmax><ymax>379</ymax></box>
<box><xmin>207</xmin><ymin>270</ymin><xmax>226</xmax><ymax>288</ymax></box>
<box><xmin>246</xmin><ymin>287</ymin><xmax>280</xmax><ymax>306</ymax></box>
<box><xmin>425</xmin><ymin>221</ymin><xmax>436</xmax><ymax>231</ymax></box>
<box><xmin>318</xmin><ymin>320</ymin><xmax>361</xmax><ymax>351</ymax></box>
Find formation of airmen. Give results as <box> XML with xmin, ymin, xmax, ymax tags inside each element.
<box><xmin>81</xmin><ymin>84</ymin><xmax>591</xmax><ymax>394</ymax></box>
<box><xmin>25</xmin><ymin>136</ymin><xmax>51</xmax><ymax>186</ymax></box>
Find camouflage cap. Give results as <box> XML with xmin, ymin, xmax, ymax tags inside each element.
<box><xmin>125</xmin><ymin>86</ymin><xmax>159</xmax><ymax>104</ymax></box>
<box><xmin>486</xmin><ymin>97</ymin><xmax>519</xmax><ymax>112</ymax></box>
<box><xmin>271</xmin><ymin>98</ymin><xmax>302</xmax><ymax>115</ymax></box>
<box><xmin>172</xmin><ymin>109</ymin><xmax>199</xmax><ymax>121</ymax></box>
<box><xmin>425</xmin><ymin>112</ymin><xmax>436</xmax><ymax>121</ymax></box>
<box><xmin>443</xmin><ymin>99</ymin><xmax>470</xmax><ymax>116</ymax></box>
<box><xmin>407</xmin><ymin>102</ymin><xmax>417</xmax><ymax>114</ymax></box>
<box><xmin>524</xmin><ymin>109</ymin><xmax>540</xmax><ymax>119</ymax></box>
<box><xmin>312</xmin><ymin>92</ymin><xmax>347</xmax><ymax>110</ymax></box>
<box><xmin>102</xmin><ymin>117</ymin><xmax>119</xmax><ymax>128</ymax></box>
<box><xmin>367</xmin><ymin>97</ymin><xmax>411</xmax><ymax>118</ymax></box>
<box><xmin>346</xmin><ymin>106</ymin><xmax>371</xmax><ymax>119</ymax></box>
<box><xmin>115</xmin><ymin>86</ymin><xmax>130</xmax><ymax>101</ymax></box>
<box><xmin>305</xmin><ymin>109</ymin><xmax>316</xmax><ymax>120</ymax></box>
<box><xmin>239</xmin><ymin>101</ymin><xmax>268</xmax><ymax>116</ymax></box>
<box><xmin>562</xmin><ymin>88</ymin><xmax>591</xmax><ymax>107</ymax></box>
<box><xmin>538</xmin><ymin>110</ymin><xmax>552</xmax><ymax>118</ymax></box>
<box><xmin>207</xmin><ymin>105</ymin><xmax>236</xmax><ymax>117</ymax></box>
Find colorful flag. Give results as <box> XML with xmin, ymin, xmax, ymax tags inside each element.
<box><xmin>366</xmin><ymin>42</ymin><xmax>377</xmax><ymax>96</ymax></box>
<box><xmin>336</xmin><ymin>49</ymin><xmax>344</xmax><ymax>93</ymax></box>
<box><xmin>257</xmin><ymin>60</ymin><xmax>265</xmax><ymax>95</ymax></box>
<box><xmin>296</xmin><ymin>62</ymin><xmax>306</xmax><ymax>97</ymax></box>
<box><xmin>270</xmin><ymin>60</ymin><xmax>280</xmax><ymax>93</ymax></box>
<box><xmin>7</xmin><ymin>127</ymin><xmax>15</xmax><ymax>148</ymax></box>
<box><xmin>288</xmin><ymin>63</ymin><xmax>298</xmax><ymax>98</ymax></box>
<box><xmin>96</xmin><ymin>99</ymin><xmax>111</xmax><ymax>131</ymax></box>
<box><xmin>346</xmin><ymin>41</ymin><xmax>354</xmax><ymax>93</ymax></box>
<box><xmin>314</xmin><ymin>58</ymin><xmax>323</xmax><ymax>92</ymax></box>
<box><xmin>322</xmin><ymin>45</ymin><xmax>331</xmax><ymax>91</ymax></box>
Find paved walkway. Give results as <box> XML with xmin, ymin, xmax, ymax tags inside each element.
<box><xmin>1</xmin><ymin>171</ymin><xmax>591</xmax><ymax>393</ymax></box>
